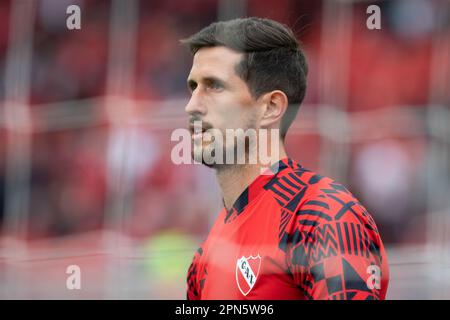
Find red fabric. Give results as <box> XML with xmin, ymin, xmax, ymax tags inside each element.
<box><xmin>187</xmin><ymin>158</ymin><xmax>389</xmax><ymax>300</ymax></box>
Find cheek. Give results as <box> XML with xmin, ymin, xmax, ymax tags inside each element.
<box><xmin>208</xmin><ymin>96</ymin><xmax>240</xmax><ymax>127</ymax></box>
<box><xmin>210</xmin><ymin>93</ymin><xmax>258</xmax><ymax>129</ymax></box>
<box><xmin>222</xmin><ymin>106</ymin><xmax>250</xmax><ymax>128</ymax></box>
<box><xmin>224</xmin><ymin>109</ymin><xmax>259</xmax><ymax>131</ymax></box>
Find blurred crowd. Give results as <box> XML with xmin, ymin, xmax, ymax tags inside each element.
<box><xmin>0</xmin><ymin>0</ymin><xmax>449</xmax><ymax>245</ymax></box>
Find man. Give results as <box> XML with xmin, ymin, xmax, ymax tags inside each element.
<box><xmin>181</xmin><ymin>17</ymin><xmax>389</xmax><ymax>300</ymax></box>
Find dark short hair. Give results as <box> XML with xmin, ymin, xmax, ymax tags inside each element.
<box><xmin>181</xmin><ymin>17</ymin><xmax>308</xmax><ymax>139</ymax></box>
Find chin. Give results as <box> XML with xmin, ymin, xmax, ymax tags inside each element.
<box><xmin>191</xmin><ymin>142</ymin><xmax>228</xmax><ymax>169</ymax></box>
<box><xmin>191</xmin><ymin>149</ymin><xmax>218</xmax><ymax>169</ymax></box>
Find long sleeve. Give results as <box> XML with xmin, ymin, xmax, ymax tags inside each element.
<box><xmin>186</xmin><ymin>246</ymin><xmax>203</xmax><ymax>300</ymax></box>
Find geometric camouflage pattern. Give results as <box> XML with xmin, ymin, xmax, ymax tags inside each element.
<box><xmin>187</xmin><ymin>158</ymin><xmax>389</xmax><ymax>300</ymax></box>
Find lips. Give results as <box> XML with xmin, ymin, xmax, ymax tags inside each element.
<box><xmin>189</xmin><ymin>125</ymin><xmax>204</xmax><ymax>135</ymax></box>
<box><xmin>191</xmin><ymin>132</ymin><xmax>204</xmax><ymax>141</ymax></box>
<box><xmin>189</xmin><ymin>123</ymin><xmax>212</xmax><ymax>135</ymax></box>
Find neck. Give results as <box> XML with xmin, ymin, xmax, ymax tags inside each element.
<box><xmin>216</xmin><ymin>143</ymin><xmax>287</xmax><ymax>211</ymax></box>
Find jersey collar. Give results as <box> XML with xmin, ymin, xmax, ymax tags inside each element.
<box><xmin>224</xmin><ymin>158</ymin><xmax>301</xmax><ymax>223</ymax></box>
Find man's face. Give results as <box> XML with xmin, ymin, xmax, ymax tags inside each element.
<box><xmin>185</xmin><ymin>46</ymin><xmax>262</xmax><ymax>167</ymax></box>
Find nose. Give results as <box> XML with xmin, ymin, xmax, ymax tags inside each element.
<box><xmin>185</xmin><ymin>90</ymin><xmax>206</xmax><ymax>116</ymax></box>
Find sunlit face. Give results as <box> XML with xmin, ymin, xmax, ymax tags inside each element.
<box><xmin>185</xmin><ymin>46</ymin><xmax>263</xmax><ymax>167</ymax></box>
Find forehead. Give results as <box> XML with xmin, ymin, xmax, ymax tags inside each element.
<box><xmin>188</xmin><ymin>46</ymin><xmax>243</xmax><ymax>80</ymax></box>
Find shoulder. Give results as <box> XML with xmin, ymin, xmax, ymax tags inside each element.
<box><xmin>281</xmin><ymin>168</ymin><xmax>385</xmax><ymax>262</ymax></box>
<box><xmin>302</xmin><ymin>174</ymin><xmax>378</xmax><ymax>232</ymax></box>
<box><xmin>276</xmin><ymin>165</ymin><xmax>383</xmax><ymax>252</ymax></box>
<box><xmin>277</xmin><ymin>165</ymin><xmax>377</xmax><ymax>229</ymax></box>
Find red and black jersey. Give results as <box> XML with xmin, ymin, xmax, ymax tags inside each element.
<box><xmin>187</xmin><ymin>158</ymin><xmax>389</xmax><ymax>300</ymax></box>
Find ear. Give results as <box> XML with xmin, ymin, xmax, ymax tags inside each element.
<box><xmin>259</xmin><ymin>90</ymin><xmax>288</xmax><ymax>129</ymax></box>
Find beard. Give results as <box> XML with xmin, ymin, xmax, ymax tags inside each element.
<box><xmin>191</xmin><ymin>126</ymin><xmax>258</xmax><ymax>169</ymax></box>
<box><xmin>191</xmin><ymin>129</ymin><xmax>227</xmax><ymax>169</ymax></box>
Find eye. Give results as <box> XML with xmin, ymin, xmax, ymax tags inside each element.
<box><xmin>187</xmin><ymin>80</ymin><xmax>197</xmax><ymax>93</ymax></box>
<box><xmin>206</xmin><ymin>80</ymin><xmax>224</xmax><ymax>91</ymax></box>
